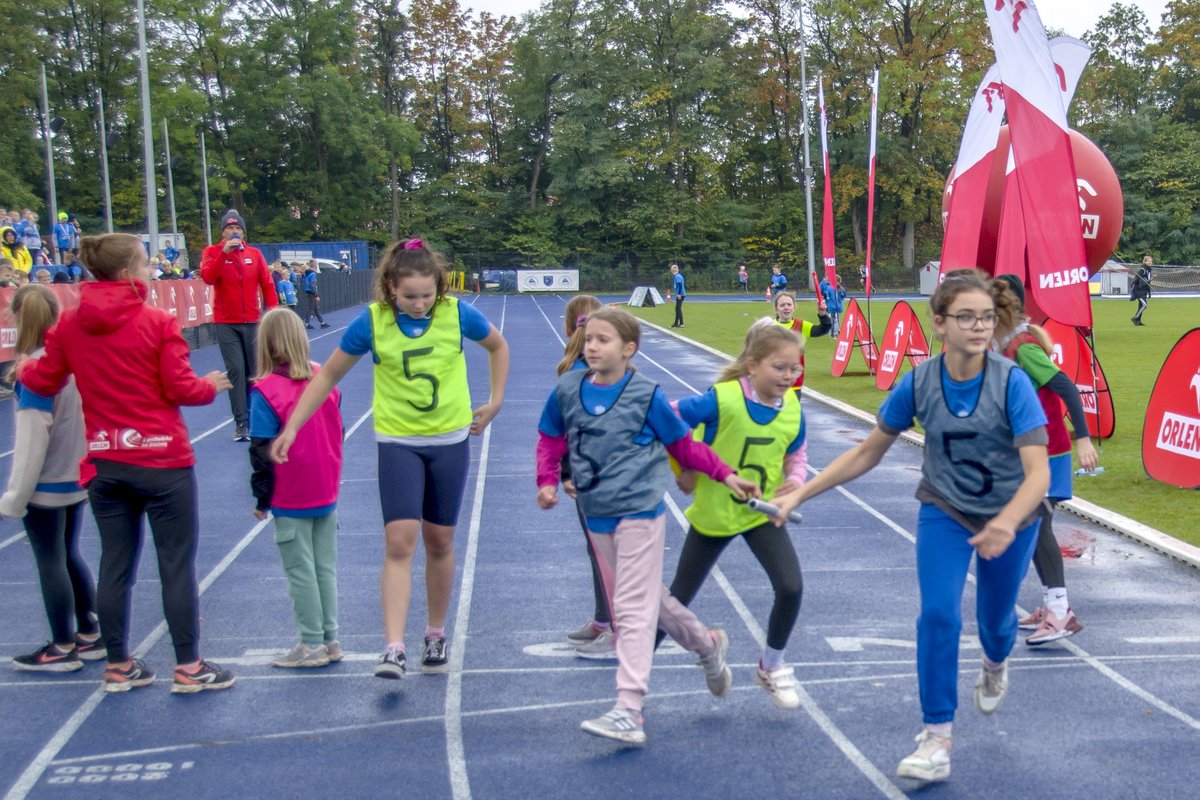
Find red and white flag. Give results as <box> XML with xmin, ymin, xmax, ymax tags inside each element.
<box><xmin>863</xmin><ymin>69</ymin><xmax>879</xmax><ymax>296</ymax></box>
<box><xmin>941</xmin><ymin>65</ymin><xmax>1005</xmax><ymax>275</ymax></box>
<box><xmin>984</xmin><ymin>0</ymin><xmax>1091</xmax><ymax>328</ymax></box>
<box><xmin>818</xmin><ymin>76</ymin><xmax>838</xmax><ymax>289</ymax></box>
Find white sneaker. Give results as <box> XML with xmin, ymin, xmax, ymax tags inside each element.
<box><xmin>896</xmin><ymin>729</ymin><xmax>951</xmax><ymax>782</ymax></box>
<box><xmin>696</xmin><ymin>628</ymin><xmax>732</xmax><ymax>698</ymax></box>
<box><xmin>580</xmin><ymin>706</ymin><xmax>646</xmax><ymax>745</ymax></box>
<box><xmin>974</xmin><ymin>659</ymin><xmax>1008</xmax><ymax>714</ymax></box>
<box><xmin>756</xmin><ymin>663</ymin><xmax>801</xmax><ymax>709</ymax></box>
<box><xmin>574</xmin><ymin>629</ymin><xmax>617</xmax><ymax>660</ymax></box>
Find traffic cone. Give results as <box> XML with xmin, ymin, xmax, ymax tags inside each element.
<box><xmin>765</xmin><ymin>286</ymin><xmax>772</xmax><ymax>300</ymax></box>
<box><xmin>666</xmin><ymin>290</ymin><xmax>672</xmax><ymax>301</ymax></box>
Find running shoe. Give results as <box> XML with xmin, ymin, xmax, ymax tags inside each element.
<box><xmin>755</xmin><ymin>663</ymin><xmax>801</xmax><ymax>709</ymax></box>
<box><xmin>324</xmin><ymin>640</ymin><xmax>343</xmax><ymax>662</ymax></box>
<box><xmin>12</xmin><ymin>643</ymin><xmax>83</xmax><ymax>673</ymax></box>
<box><xmin>233</xmin><ymin>425</ymin><xmax>250</xmax><ymax>442</ymax></box>
<box><xmin>374</xmin><ymin>647</ymin><xmax>406</xmax><ymax>679</ymax></box>
<box><xmin>1017</xmin><ymin>606</ymin><xmax>1046</xmax><ymax>631</ymax></box>
<box><xmin>574</xmin><ymin>630</ymin><xmax>617</xmax><ymax>660</ymax></box>
<box><xmin>103</xmin><ymin>659</ymin><xmax>156</xmax><ymax>692</ymax></box>
<box><xmin>896</xmin><ymin>729</ymin><xmax>951</xmax><ymax>782</ymax></box>
<box><xmin>1026</xmin><ymin>608</ymin><xmax>1083</xmax><ymax>646</ymax></box>
<box><xmin>566</xmin><ymin>620</ymin><xmax>604</xmax><ymax>645</ymax></box>
<box><xmin>74</xmin><ymin>635</ymin><xmax>107</xmax><ymax>661</ymax></box>
<box><xmin>421</xmin><ymin>636</ymin><xmax>450</xmax><ymax>674</ymax></box>
<box><xmin>271</xmin><ymin>643</ymin><xmax>330</xmax><ymax>669</ymax></box>
<box><xmin>171</xmin><ymin>660</ymin><xmax>235</xmax><ymax>694</ymax></box>
<box><xmin>973</xmin><ymin>660</ymin><xmax>1008</xmax><ymax>715</ymax></box>
<box><xmin>697</xmin><ymin>627</ymin><xmax>732</xmax><ymax>698</ymax></box>
<box><xmin>580</xmin><ymin>706</ymin><xmax>646</xmax><ymax>745</ymax></box>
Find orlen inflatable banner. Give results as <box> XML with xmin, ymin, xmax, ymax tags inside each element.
<box><xmin>831</xmin><ymin>298</ymin><xmax>879</xmax><ymax>377</ymax></box>
<box><xmin>1142</xmin><ymin>327</ymin><xmax>1200</xmax><ymax>489</ymax></box>
<box><xmin>1040</xmin><ymin>319</ymin><xmax>1115</xmax><ymax>439</ymax></box>
<box><xmin>0</xmin><ymin>281</ymin><xmax>215</xmax><ymax>362</ymax></box>
<box><xmin>875</xmin><ymin>301</ymin><xmax>931</xmax><ymax>390</ymax></box>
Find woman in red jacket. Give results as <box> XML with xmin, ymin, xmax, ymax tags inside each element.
<box><xmin>21</xmin><ymin>233</ymin><xmax>237</xmax><ymax>695</ymax></box>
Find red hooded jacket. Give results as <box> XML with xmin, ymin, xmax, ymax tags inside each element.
<box><xmin>200</xmin><ymin>242</ymin><xmax>277</xmax><ymax>323</ymax></box>
<box><xmin>20</xmin><ymin>281</ymin><xmax>217</xmax><ymax>470</ymax></box>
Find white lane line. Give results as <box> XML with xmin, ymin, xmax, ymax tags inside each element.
<box><xmin>662</xmin><ymin>494</ymin><xmax>907</xmax><ymax>800</ymax></box>
<box><xmin>530</xmin><ymin>296</ymin><xmax>566</xmax><ymax>347</ymax></box>
<box><xmin>0</xmin><ymin>531</ymin><xmax>26</xmax><ymax>552</ymax></box>
<box><xmin>1126</xmin><ymin>636</ymin><xmax>1200</xmax><ymax>645</ymax></box>
<box><xmin>3</xmin><ymin>406</ymin><xmax>375</xmax><ymax>800</ymax></box>
<box><xmin>444</xmin><ymin>294</ymin><xmax>505</xmax><ymax>800</ymax></box>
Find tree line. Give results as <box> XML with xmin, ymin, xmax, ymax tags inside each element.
<box><xmin>0</xmin><ymin>0</ymin><xmax>1196</xmax><ymax>286</ymax></box>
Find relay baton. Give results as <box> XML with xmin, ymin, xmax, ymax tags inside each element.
<box><xmin>747</xmin><ymin>498</ymin><xmax>803</xmax><ymax>525</ymax></box>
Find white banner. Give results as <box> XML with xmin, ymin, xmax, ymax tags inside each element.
<box><xmin>517</xmin><ymin>269</ymin><xmax>579</xmax><ymax>292</ymax></box>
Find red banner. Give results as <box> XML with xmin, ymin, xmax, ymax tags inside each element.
<box><xmin>831</xmin><ymin>298</ymin><xmax>879</xmax><ymax>377</ymax></box>
<box><xmin>0</xmin><ymin>280</ymin><xmax>214</xmax><ymax>362</ymax></box>
<box><xmin>875</xmin><ymin>301</ymin><xmax>931</xmax><ymax>390</ymax></box>
<box><xmin>818</xmin><ymin>76</ymin><xmax>838</xmax><ymax>290</ymax></box>
<box><xmin>1142</xmin><ymin>327</ymin><xmax>1200</xmax><ymax>488</ymax></box>
<box><xmin>941</xmin><ymin>65</ymin><xmax>1004</xmax><ymax>275</ymax></box>
<box><xmin>1040</xmin><ymin>319</ymin><xmax>1115</xmax><ymax>439</ymax></box>
<box><xmin>863</xmin><ymin>69</ymin><xmax>879</xmax><ymax>297</ymax></box>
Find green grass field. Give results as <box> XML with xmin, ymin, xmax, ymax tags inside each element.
<box><xmin>630</xmin><ymin>295</ymin><xmax>1198</xmax><ymax>546</ymax></box>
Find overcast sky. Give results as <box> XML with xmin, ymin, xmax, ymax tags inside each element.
<box><xmin>458</xmin><ymin>1</ymin><xmax>1170</xmax><ymax>39</ymax></box>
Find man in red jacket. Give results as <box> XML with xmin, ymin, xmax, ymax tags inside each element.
<box><xmin>201</xmin><ymin>209</ymin><xmax>278</xmax><ymax>441</ymax></box>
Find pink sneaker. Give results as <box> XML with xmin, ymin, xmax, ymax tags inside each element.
<box><xmin>1026</xmin><ymin>608</ymin><xmax>1083</xmax><ymax>646</ymax></box>
<box><xmin>1017</xmin><ymin>606</ymin><xmax>1046</xmax><ymax>631</ymax></box>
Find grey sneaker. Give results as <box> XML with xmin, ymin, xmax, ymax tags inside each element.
<box><xmin>580</xmin><ymin>706</ymin><xmax>646</xmax><ymax>745</ymax></box>
<box><xmin>974</xmin><ymin>659</ymin><xmax>1008</xmax><ymax>714</ymax></box>
<box><xmin>566</xmin><ymin>620</ymin><xmax>604</xmax><ymax>645</ymax></box>
<box><xmin>374</xmin><ymin>647</ymin><xmax>406</xmax><ymax>679</ymax></box>
<box><xmin>271</xmin><ymin>643</ymin><xmax>330</xmax><ymax>669</ymax></box>
<box><xmin>421</xmin><ymin>636</ymin><xmax>450</xmax><ymax>674</ymax></box>
<box><xmin>574</xmin><ymin>629</ymin><xmax>617</xmax><ymax>660</ymax></box>
<box><xmin>697</xmin><ymin>627</ymin><xmax>732</xmax><ymax>698</ymax></box>
<box><xmin>896</xmin><ymin>729</ymin><xmax>951</xmax><ymax>782</ymax></box>
<box><xmin>324</xmin><ymin>640</ymin><xmax>343</xmax><ymax>662</ymax></box>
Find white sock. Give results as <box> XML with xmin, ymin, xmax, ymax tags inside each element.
<box><xmin>762</xmin><ymin>646</ymin><xmax>786</xmax><ymax>670</ymax></box>
<box><xmin>925</xmin><ymin>722</ymin><xmax>952</xmax><ymax>739</ymax></box>
<box><xmin>1044</xmin><ymin>587</ymin><xmax>1069</xmax><ymax>618</ymax></box>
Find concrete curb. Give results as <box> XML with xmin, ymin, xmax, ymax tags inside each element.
<box><xmin>637</xmin><ymin>317</ymin><xmax>1200</xmax><ymax>571</ymax></box>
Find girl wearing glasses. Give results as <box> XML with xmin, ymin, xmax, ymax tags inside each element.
<box><xmin>774</xmin><ymin>269</ymin><xmax>1049</xmax><ymax>783</ymax></box>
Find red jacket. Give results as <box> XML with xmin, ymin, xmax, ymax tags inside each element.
<box><xmin>200</xmin><ymin>242</ymin><xmax>278</xmax><ymax>323</ymax></box>
<box><xmin>20</xmin><ymin>281</ymin><xmax>217</xmax><ymax>470</ymax></box>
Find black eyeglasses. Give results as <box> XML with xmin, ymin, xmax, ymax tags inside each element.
<box><xmin>946</xmin><ymin>311</ymin><xmax>998</xmax><ymax>330</ymax></box>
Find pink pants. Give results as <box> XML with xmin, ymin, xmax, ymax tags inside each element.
<box><xmin>587</xmin><ymin>514</ymin><xmax>713</xmax><ymax>711</ymax></box>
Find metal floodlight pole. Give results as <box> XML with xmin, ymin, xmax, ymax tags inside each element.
<box><xmin>162</xmin><ymin>119</ymin><xmax>178</xmax><ymax>239</ymax></box>
<box><xmin>199</xmin><ymin>130</ymin><xmax>212</xmax><ymax>244</ymax></box>
<box><xmin>97</xmin><ymin>87</ymin><xmax>114</xmax><ymax>232</ymax></box>
<box><xmin>797</xmin><ymin>9</ymin><xmax>817</xmax><ymax>293</ymax></box>
<box><xmin>137</xmin><ymin>0</ymin><xmax>159</xmax><ymax>255</ymax></box>
<box><xmin>39</xmin><ymin>64</ymin><xmax>60</xmax><ymax>247</ymax></box>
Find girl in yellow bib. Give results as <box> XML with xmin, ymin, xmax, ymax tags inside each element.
<box><xmin>669</xmin><ymin>319</ymin><xmax>809</xmax><ymax>708</ymax></box>
<box><xmin>272</xmin><ymin>238</ymin><xmax>509</xmax><ymax>679</ymax></box>
<box><xmin>772</xmin><ymin>291</ymin><xmax>830</xmax><ymax>389</ymax></box>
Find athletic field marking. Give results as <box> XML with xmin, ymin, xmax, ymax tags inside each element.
<box><xmin>1125</xmin><ymin>636</ymin><xmax>1200</xmax><ymax>645</ymax></box>
<box><xmin>0</xmin><ymin>532</ymin><xmax>27</xmax><ymax>552</ymax></box>
<box><xmin>0</xmin><ymin>448</ymin><xmax>12</xmax><ymax>459</ymax></box>
<box><xmin>530</xmin><ymin>296</ymin><xmax>566</xmax><ymax>347</ymax></box>
<box><xmin>3</xmin><ymin>406</ymin><xmax>375</xmax><ymax>800</ymax></box>
<box><xmin>662</xmin><ymin>494</ymin><xmax>908</xmax><ymax>800</ymax></box>
<box><xmin>445</xmin><ymin>295</ymin><xmax>505</xmax><ymax>800</ymax></box>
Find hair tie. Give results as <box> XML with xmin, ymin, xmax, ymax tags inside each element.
<box><xmin>575</xmin><ymin>314</ymin><xmax>588</xmax><ymax>328</ymax></box>
<box><xmin>403</xmin><ymin>238</ymin><xmax>424</xmax><ymax>251</ymax></box>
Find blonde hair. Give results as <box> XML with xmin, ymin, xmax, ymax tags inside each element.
<box><xmin>254</xmin><ymin>308</ymin><xmax>314</xmax><ymax>380</ymax></box>
<box><xmin>586</xmin><ymin>306</ymin><xmax>641</xmax><ymax>371</ymax></box>
<box><xmin>375</xmin><ymin>238</ymin><xmax>449</xmax><ymax>315</ymax></box>
<box><xmin>79</xmin><ymin>233</ymin><xmax>142</xmax><ymax>281</ymax></box>
<box><xmin>7</xmin><ymin>284</ymin><xmax>58</xmax><ymax>381</ymax></box>
<box><xmin>990</xmin><ymin>279</ymin><xmax>1053</xmax><ymax>354</ymax></box>
<box><xmin>556</xmin><ymin>295</ymin><xmax>603</xmax><ymax>375</ymax></box>
<box><xmin>718</xmin><ymin>317</ymin><xmax>802</xmax><ymax>383</ymax></box>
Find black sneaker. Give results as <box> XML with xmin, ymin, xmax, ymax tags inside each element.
<box><xmin>104</xmin><ymin>658</ymin><xmax>156</xmax><ymax>692</ymax></box>
<box><xmin>171</xmin><ymin>660</ymin><xmax>235</xmax><ymax>694</ymax></box>
<box><xmin>234</xmin><ymin>425</ymin><xmax>250</xmax><ymax>442</ymax></box>
<box><xmin>12</xmin><ymin>643</ymin><xmax>84</xmax><ymax>673</ymax></box>
<box><xmin>374</xmin><ymin>647</ymin><xmax>406</xmax><ymax>679</ymax></box>
<box><xmin>421</xmin><ymin>636</ymin><xmax>450</xmax><ymax>674</ymax></box>
<box><xmin>319</xmin><ymin>323</ymin><xmax>331</xmax><ymax>329</ymax></box>
<box><xmin>74</xmin><ymin>635</ymin><xmax>107</xmax><ymax>661</ymax></box>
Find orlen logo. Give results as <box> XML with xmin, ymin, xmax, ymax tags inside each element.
<box><xmin>835</xmin><ymin>341</ymin><xmax>850</xmax><ymax>361</ymax></box>
<box><xmin>1075</xmin><ymin>384</ymin><xmax>1098</xmax><ymax>413</ymax></box>
<box><xmin>1051</xmin><ymin>343</ymin><xmax>1064</xmax><ymax>366</ymax></box>
<box><xmin>981</xmin><ymin>81</ymin><xmax>1005</xmax><ymax>113</ymax></box>
<box><xmin>881</xmin><ymin>351</ymin><xmax>899</xmax><ymax>372</ymax></box>
<box><xmin>1078</xmin><ymin>179</ymin><xmax>1099</xmax><ymax>240</ymax></box>
<box><xmin>0</xmin><ymin>327</ymin><xmax>15</xmax><ymax>349</ymax></box>
<box><xmin>120</xmin><ymin>429</ymin><xmax>144</xmax><ymax>449</ymax></box>
<box><xmin>1038</xmin><ymin>267</ymin><xmax>1089</xmax><ymax>289</ymax></box>
<box><xmin>995</xmin><ymin>0</ymin><xmax>1029</xmax><ymax>33</ymax></box>
<box><xmin>1157</xmin><ymin>412</ymin><xmax>1200</xmax><ymax>460</ymax></box>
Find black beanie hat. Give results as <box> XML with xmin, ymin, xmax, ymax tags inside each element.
<box><xmin>996</xmin><ymin>273</ymin><xmax>1025</xmax><ymax>307</ymax></box>
<box><xmin>220</xmin><ymin>209</ymin><xmax>246</xmax><ymax>232</ymax></box>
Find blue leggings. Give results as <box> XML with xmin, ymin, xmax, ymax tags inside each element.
<box><xmin>915</xmin><ymin>504</ymin><xmax>1039</xmax><ymax>724</ymax></box>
